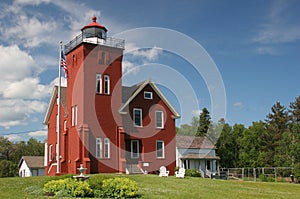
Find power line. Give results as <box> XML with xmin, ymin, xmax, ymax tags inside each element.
<box><xmin>0</xmin><ymin>129</ymin><xmax>47</xmax><ymax>136</ymax></box>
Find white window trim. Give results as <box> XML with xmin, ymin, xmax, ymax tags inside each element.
<box><xmin>96</xmin><ymin>138</ymin><xmax>102</xmax><ymax>158</ymax></box>
<box><xmin>133</xmin><ymin>108</ymin><xmax>142</xmax><ymax>127</ymax></box>
<box><xmin>104</xmin><ymin>75</ymin><xmax>110</xmax><ymax>95</ymax></box>
<box><xmin>104</xmin><ymin>138</ymin><xmax>110</xmax><ymax>158</ymax></box>
<box><xmin>96</xmin><ymin>74</ymin><xmax>102</xmax><ymax>94</ymax></box>
<box><xmin>156</xmin><ymin>140</ymin><xmax>165</xmax><ymax>158</ymax></box>
<box><xmin>71</xmin><ymin>105</ymin><xmax>78</xmax><ymax>127</ymax></box>
<box><xmin>131</xmin><ymin>140</ymin><xmax>139</xmax><ymax>158</ymax></box>
<box><xmin>63</xmin><ymin>120</ymin><xmax>67</xmax><ymax>131</ymax></box>
<box><xmin>144</xmin><ymin>91</ymin><xmax>153</xmax><ymax>99</ymax></box>
<box><xmin>155</xmin><ymin>110</ymin><xmax>164</xmax><ymax>129</ymax></box>
<box><xmin>49</xmin><ymin>144</ymin><xmax>53</xmax><ymax>161</ymax></box>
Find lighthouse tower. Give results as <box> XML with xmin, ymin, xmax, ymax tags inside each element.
<box><xmin>44</xmin><ymin>16</ymin><xmax>125</xmax><ymax>175</ymax></box>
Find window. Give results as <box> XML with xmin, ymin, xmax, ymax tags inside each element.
<box><xmin>144</xmin><ymin>91</ymin><xmax>153</xmax><ymax>99</ymax></box>
<box><xmin>56</xmin><ymin>114</ymin><xmax>59</xmax><ymax>133</ymax></box>
<box><xmin>104</xmin><ymin>75</ymin><xmax>110</xmax><ymax>94</ymax></box>
<box><xmin>96</xmin><ymin>74</ymin><xmax>102</xmax><ymax>94</ymax></box>
<box><xmin>63</xmin><ymin>120</ymin><xmax>67</xmax><ymax>131</ymax></box>
<box><xmin>155</xmin><ymin>111</ymin><xmax>164</xmax><ymax>128</ymax></box>
<box><xmin>49</xmin><ymin>144</ymin><xmax>53</xmax><ymax>161</ymax></box>
<box><xmin>98</xmin><ymin>52</ymin><xmax>105</xmax><ymax>65</ymax></box>
<box><xmin>104</xmin><ymin>138</ymin><xmax>110</xmax><ymax>158</ymax></box>
<box><xmin>96</xmin><ymin>138</ymin><xmax>102</xmax><ymax>158</ymax></box>
<box><xmin>131</xmin><ymin>140</ymin><xmax>139</xmax><ymax>158</ymax></box>
<box><xmin>71</xmin><ymin>105</ymin><xmax>78</xmax><ymax>126</ymax></box>
<box><xmin>133</xmin><ymin>108</ymin><xmax>142</xmax><ymax>127</ymax></box>
<box><xmin>156</xmin><ymin>140</ymin><xmax>164</xmax><ymax>158</ymax></box>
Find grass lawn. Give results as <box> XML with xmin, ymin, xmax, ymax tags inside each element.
<box><xmin>0</xmin><ymin>174</ymin><xmax>299</xmax><ymax>199</ymax></box>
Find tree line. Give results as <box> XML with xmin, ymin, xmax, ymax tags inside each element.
<box><xmin>0</xmin><ymin>137</ymin><xmax>44</xmax><ymax>177</ymax></box>
<box><xmin>177</xmin><ymin>96</ymin><xmax>300</xmax><ymax>169</ymax></box>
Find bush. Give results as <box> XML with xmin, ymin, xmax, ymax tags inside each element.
<box><xmin>259</xmin><ymin>174</ymin><xmax>275</xmax><ymax>182</ymax></box>
<box><xmin>24</xmin><ymin>186</ymin><xmax>44</xmax><ymax>196</ymax></box>
<box><xmin>100</xmin><ymin>177</ymin><xmax>138</xmax><ymax>198</ymax></box>
<box><xmin>43</xmin><ymin>178</ymin><xmax>92</xmax><ymax>197</ymax></box>
<box><xmin>88</xmin><ymin>174</ymin><xmax>110</xmax><ymax>191</ymax></box>
<box><xmin>185</xmin><ymin>169</ymin><xmax>201</xmax><ymax>177</ymax></box>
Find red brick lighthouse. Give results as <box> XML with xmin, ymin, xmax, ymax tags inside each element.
<box><xmin>44</xmin><ymin>16</ymin><xmax>179</xmax><ymax>176</ymax></box>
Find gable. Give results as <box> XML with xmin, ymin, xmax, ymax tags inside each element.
<box><xmin>19</xmin><ymin>156</ymin><xmax>44</xmax><ymax>169</ymax></box>
<box><xmin>119</xmin><ymin>80</ymin><xmax>180</xmax><ymax>119</ymax></box>
<box><xmin>43</xmin><ymin>86</ymin><xmax>67</xmax><ymax>125</ymax></box>
<box><xmin>176</xmin><ymin>135</ymin><xmax>216</xmax><ymax>149</ymax></box>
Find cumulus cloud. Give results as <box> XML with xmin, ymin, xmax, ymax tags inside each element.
<box><xmin>0</xmin><ymin>45</ymin><xmax>55</xmax><ymax>129</ymax></box>
<box><xmin>0</xmin><ymin>99</ymin><xmax>47</xmax><ymax>129</ymax></box>
<box><xmin>0</xmin><ymin>45</ymin><xmax>39</xmax><ymax>80</ymax></box>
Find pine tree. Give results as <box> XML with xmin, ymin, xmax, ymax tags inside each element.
<box><xmin>196</xmin><ymin>108</ymin><xmax>211</xmax><ymax>137</ymax></box>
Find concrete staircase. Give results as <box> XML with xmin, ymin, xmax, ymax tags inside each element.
<box><xmin>126</xmin><ymin>164</ymin><xmax>143</xmax><ymax>174</ymax></box>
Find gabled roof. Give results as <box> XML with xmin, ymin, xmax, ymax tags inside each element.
<box><xmin>176</xmin><ymin>135</ymin><xmax>216</xmax><ymax>149</ymax></box>
<box><xmin>43</xmin><ymin>86</ymin><xmax>67</xmax><ymax>125</ymax></box>
<box><xmin>119</xmin><ymin>80</ymin><xmax>180</xmax><ymax>119</ymax></box>
<box><xmin>18</xmin><ymin>156</ymin><xmax>44</xmax><ymax>169</ymax></box>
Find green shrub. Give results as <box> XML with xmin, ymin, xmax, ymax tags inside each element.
<box><xmin>43</xmin><ymin>178</ymin><xmax>92</xmax><ymax>197</ymax></box>
<box><xmin>101</xmin><ymin>177</ymin><xmax>138</xmax><ymax>198</ymax></box>
<box><xmin>24</xmin><ymin>186</ymin><xmax>44</xmax><ymax>196</ymax></box>
<box><xmin>88</xmin><ymin>174</ymin><xmax>111</xmax><ymax>190</ymax></box>
<box><xmin>259</xmin><ymin>174</ymin><xmax>275</xmax><ymax>182</ymax></box>
<box><xmin>185</xmin><ymin>169</ymin><xmax>201</xmax><ymax>177</ymax></box>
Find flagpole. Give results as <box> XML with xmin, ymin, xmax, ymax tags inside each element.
<box><xmin>57</xmin><ymin>41</ymin><xmax>62</xmax><ymax>174</ymax></box>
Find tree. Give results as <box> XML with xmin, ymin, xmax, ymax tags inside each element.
<box><xmin>196</xmin><ymin>108</ymin><xmax>211</xmax><ymax>137</ymax></box>
<box><xmin>239</xmin><ymin>121</ymin><xmax>265</xmax><ymax>167</ymax></box>
<box><xmin>216</xmin><ymin>123</ymin><xmax>234</xmax><ymax>168</ymax></box>
<box><xmin>263</xmin><ymin>102</ymin><xmax>290</xmax><ymax>166</ymax></box>
<box><xmin>0</xmin><ymin>137</ymin><xmax>13</xmax><ymax>161</ymax></box>
<box><xmin>0</xmin><ymin>160</ymin><xmax>17</xmax><ymax>177</ymax></box>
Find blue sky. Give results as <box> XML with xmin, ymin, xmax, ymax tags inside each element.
<box><xmin>0</xmin><ymin>0</ymin><xmax>299</xmax><ymax>141</ymax></box>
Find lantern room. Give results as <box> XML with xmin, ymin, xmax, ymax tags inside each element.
<box><xmin>81</xmin><ymin>16</ymin><xmax>107</xmax><ymax>39</ymax></box>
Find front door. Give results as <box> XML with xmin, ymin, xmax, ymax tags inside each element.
<box><xmin>125</xmin><ymin>140</ymin><xmax>141</xmax><ymax>164</ymax></box>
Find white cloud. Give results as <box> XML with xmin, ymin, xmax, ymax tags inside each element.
<box><xmin>3</xmin><ymin>78</ymin><xmax>51</xmax><ymax>99</ymax></box>
<box><xmin>28</xmin><ymin>130</ymin><xmax>47</xmax><ymax>137</ymax></box>
<box><xmin>0</xmin><ymin>45</ymin><xmax>38</xmax><ymax>80</ymax></box>
<box><xmin>0</xmin><ymin>99</ymin><xmax>47</xmax><ymax>129</ymax></box>
<box><xmin>233</xmin><ymin>102</ymin><xmax>244</xmax><ymax>110</ymax></box>
<box><xmin>5</xmin><ymin>134</ymin><xmax>22</xmax><ymax>142</ymax></box>
<box><xmin>192</xmin><ymin>109</ymin><xmax>202</xmax><ymax>116</ymax></box>
<box><xmin>253</xmin><ymin>1</ymin><xmax>300</xmax><ymax>44</ymax></box>
<box><xmin>3</xmin><ymin>15</ymin><xmax>59</xmax><ymax>48</ymax></box>
<box><xmin>14</xmin><ymin>0</ymin><xmax>51</xmax><ymax>6</ymax></box>
<box><xmin>255</xmin><ymin>47</ymin><xmax>278</xmax><ymax>55</ymax></box>
<box><xmin>125</xmin><ymin>43</ymin><xmax>163</xmax><ymax>61</ymax></box>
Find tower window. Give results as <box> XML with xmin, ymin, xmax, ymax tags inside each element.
<box><xmin>104</xmin><ymin>75</ymin><xmax>110</xmax><ymax>94</ymax></box>
<box><xmin>96</xmin><ymin>138</ymin><xmax>102</xmax><ymax>158</ymax></box>
<box><xmin>49</xmin><ymin>144</ymin><xmax>53</xmax><ymax>161</ymax></box>
<box><xmin>98</xmin><ymin>52</ymin><xmax>105</xmax><ymax>65</ymax></box>
<box><xmin>104</xmin><ymin>138</ymin><xmax>110</xmax><ymax>158</ymax></box>
<box><xmin>96</xmin><ymin>74</ymin><xmax>102</xmax><ymax>94</ymax></box>
<box><xmin>71</xmin><ymin>105</ymin><xmax>78</xmax><ymax>126</ymax></box>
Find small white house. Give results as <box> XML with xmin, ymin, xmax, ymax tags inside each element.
<box><xmin>176</xmin><ymin>136</ymin><xmax>220</xmax><ymax>177</ymax></box>
<box><xmin>18</xmin><ymin>156</ymin><xmax>45</xmax><ymax>177</ymax></box>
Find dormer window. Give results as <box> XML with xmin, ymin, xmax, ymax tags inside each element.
<box><xmin>144</xmin><ymin>91</ymin><xmax>153</xmax><ymax>100</ymax></box>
